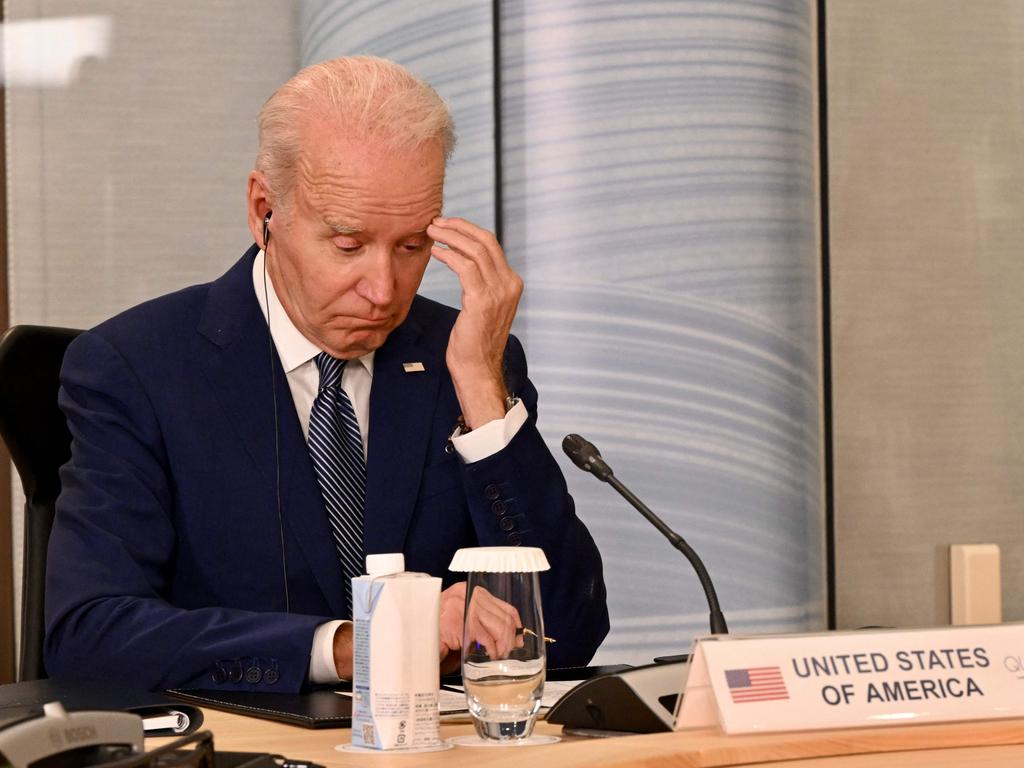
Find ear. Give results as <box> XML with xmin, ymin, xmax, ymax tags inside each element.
<box><xmin>247</xmin><ymin>171</ymin><xmax>273</xmax><ymax>249</ymax></box>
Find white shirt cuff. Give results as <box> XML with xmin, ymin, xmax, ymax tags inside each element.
<box><xmin>309</xmin><ymin>620</ymin><xmax>347</xmax><ymax>683</ymax></box>
<box><xmin>451</xmin><ymin>400</ymin><xmax>528</xmax><ymax>464</ymax></box>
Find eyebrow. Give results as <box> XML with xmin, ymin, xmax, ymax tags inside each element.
<box><xmin>324</xmin><ymin>218</ymin><xmax>431</xmax><ymax>239</ymax></box>
<box><xmin>324</xmin><ymin>218</ymin><xmax>361</xmax><ymax>235</ymax></box>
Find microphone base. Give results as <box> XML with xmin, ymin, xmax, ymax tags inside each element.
<box><xmin>652</xmin><ymin>653</ymin><xmax>689</xmax><ymax>664</ymax></box>
<box><xmin>546</xmin><ymin>660</ymin><xmax>689</xmax><ymax>734</ymax></box>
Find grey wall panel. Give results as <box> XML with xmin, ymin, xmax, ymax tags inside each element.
<box><xmin>6</xmin><ymin>0</ymin><xmax>299</xmax><ymax>660</ymax></box>
<box><xmin>501</xmin><ymin>0</ymin><xmax>823</xmax><ymax>662</ymax></box>
<box><xmin>829</xmin><ymin>1</ymin><xmax>1024</xmax><ymax>629</ymax></box>
<box><xmin>6</xmin><ymin>1</ymin><xmax>299</xmax><ymax>327</ymax></box>
<box><xmin>301</xmin><ymin>0</ymin><xmax>496</xmax><ymax>309</ymax></box>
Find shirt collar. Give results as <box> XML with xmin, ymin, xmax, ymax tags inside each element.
<box><xmin>252</xmin><ymin>250</ymin><xmax>375</xmax><ymax>376</ymax></box>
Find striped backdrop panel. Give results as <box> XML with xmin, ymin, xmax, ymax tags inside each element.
<box><xmin>301</xmin><ymin>0</ymin><xmax>496</xmax><ymax>307</ymax></box>
<box><xmin>303</xmin><ymin>0</ymin><xmax>823</xmax><ymax>664</ymax></box>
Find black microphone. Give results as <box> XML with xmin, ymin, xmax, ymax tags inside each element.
<box><xmin>562</xmin><ymin>433</ymin><xmax>614</xmax><ymax>481</ymax></box>
<box><xmin>562</xmin><ymin>433</ymin><xmax>728</xmax><ymax>635</ymax></box>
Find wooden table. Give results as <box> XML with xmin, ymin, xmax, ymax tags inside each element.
<box><xmin>149</xmin><ymin>709</ymin><xmax>1024</xmax><ymax>767</ymax></box>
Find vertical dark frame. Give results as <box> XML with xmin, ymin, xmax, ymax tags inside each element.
<box><xmin>0</xmin><ymin>1</ymin><xmax>14</xmax><ymax>680</ymax></box>
<box><xmin>491</xmin><ymin>0</ymin><xmax>504</xmax><ymax>245</ymax></box>
<box><xmin>817</xmin><ymin>0</ymin><xmax>836</xmax><ymax>630</ymax></box>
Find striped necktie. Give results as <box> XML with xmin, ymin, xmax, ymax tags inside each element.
<box><xmin>308</xmin><ymin>352</ymin><xmax>366</xmax><ymax>614</ymax></box>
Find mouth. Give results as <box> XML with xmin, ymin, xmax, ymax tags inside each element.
<box><xmin>347</xmin><ymin>315</ymin><xmax>391</xmax><ymax>327</ymax></box>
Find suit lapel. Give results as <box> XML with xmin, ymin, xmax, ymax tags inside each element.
<box><xmin>195</xmin><ymin>248</ymin><xmax>346</xmax><ymax>616</ymax></box>
<box><xmin>364</xmin><ymin>308</ymin><xmax>443</xmax><ymax>555</ymax></box>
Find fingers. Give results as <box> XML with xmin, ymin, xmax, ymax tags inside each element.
<box><xmin>438</xmin><ymin>582</ymin><xmax>467</xmax><ymax>660</ymax></box>
<box><xmin>428</xmin><ymin>217</ymin><xmax>504</xmax><ymax>271</ymax></box>
<box><xmin>465</xmin><ymin>586</ymin><xmax>524</xmax><ymax>660</ymax></box>
<box><xmin>436</xmin><ymin>581</ymin><xmax>533</xmax><ymax>664</ymax></box>
<box><xmin>427</xmin><ymin>217</ymin><xmax>522</xmax><ymax>304</ymax></box>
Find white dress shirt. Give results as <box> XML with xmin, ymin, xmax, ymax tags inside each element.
<box><xmin>251</xmin><ymin>252</ymin><xmax>527</xmax><ymax>681</ymax></box>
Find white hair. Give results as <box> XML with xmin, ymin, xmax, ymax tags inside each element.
<box><xmin>256</xmin><ymin>55</ymin><xmax>456</xmax><ymax>202</ymax></box>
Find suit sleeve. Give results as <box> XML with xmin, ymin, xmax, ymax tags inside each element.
<box><xmin>457</xmin><ymin>335</ymin><xmax>610</xmax><ymax>666</ymax></box>
<box><xmin>45</xmin><ymin>331</ymin><xmax>325</xmax><ymax>692</ymax></box>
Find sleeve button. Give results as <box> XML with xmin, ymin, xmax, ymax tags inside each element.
<box><xmin>244</xmin><ymin>665</ymin><xmax>263</xmax><ymax>684</ymax></box>
<box><xmin>491</xmin><ymin>500</ymin><xmax>506</xmax><ymax>515</ymax></box>
<box><xmin>485</xmin><ymin>484</ymin><xmax>500</xmax><ymax>500</ymax></box>
<box><xmin>499</xmin><ymin>517</ymin><xmax>515</xmax><ymax>532</ymax></box>
<box><xmin>507</xmin><ymin>533</ymin><xmax>522</xmax><ymax>546</ymax></box>
<box><xmin>263</xmin><ymin>668</ymin><xmax>280</xmax><ymax>685</ymax></box>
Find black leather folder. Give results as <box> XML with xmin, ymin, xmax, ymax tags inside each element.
<box><xmin>166</xmin><ymin>685</ymin><xmax>352</xmax><ymax>729</ymax></box>
<box><xmin>166</xmin><ymin>665</ymin><xmax>630</xmax><ymax>730</ymax></box>
<box><xmin>0</xmin><ymin>678</ymin><xmax>204</xmax><ymax>736</ymax></box>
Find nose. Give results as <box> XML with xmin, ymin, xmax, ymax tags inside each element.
<box><xmin>355</xmin><ymin>249</ymin><xmax>397</xmax><ymax>308</ymax></box>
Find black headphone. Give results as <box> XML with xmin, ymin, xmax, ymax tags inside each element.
<box><xmin>258</xmin><ymin>205</ymin><xmax>289</xmax><ymax>612</ymax></box>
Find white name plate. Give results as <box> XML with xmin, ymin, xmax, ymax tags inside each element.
<box><xmin>675</xmin><ymin>623</ymin><xmax>1024</xmax><ymax>734</ymax></box>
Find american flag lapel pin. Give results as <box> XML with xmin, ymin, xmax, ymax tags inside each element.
<box><xmin>402</xmin><ymin>362</ymin><xmax>426</xmax><ymax>373</ymax></box>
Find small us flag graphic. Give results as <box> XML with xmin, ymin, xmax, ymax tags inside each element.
<box><xmin>725</xmin><ymin>666</ymin><xmax>789</xmax><ymax>703</ymax></box>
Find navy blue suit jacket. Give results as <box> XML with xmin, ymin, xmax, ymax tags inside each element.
<box><xmin>44</xmin><ymin>246</ymin><xmax>608</xmax><ymax>692</ymax></box>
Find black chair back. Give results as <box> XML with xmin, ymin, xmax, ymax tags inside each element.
<box><xmin>0</xmin><ymin>324</ymin><xmax>82</xmax><ymax>680</ymax></box>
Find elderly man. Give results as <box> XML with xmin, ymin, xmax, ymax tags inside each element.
<box><xmin>44</xmin><ymin>56</ymin><xmax>608</xmax><ymax>692</ymax></box>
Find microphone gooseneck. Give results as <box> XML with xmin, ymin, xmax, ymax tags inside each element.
<box><xmin>561</xmin><ymin>433</ymin><xmax>728</xmax><ymax>635</ymax></box>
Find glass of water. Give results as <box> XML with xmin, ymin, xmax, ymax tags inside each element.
<box><xmin>449</xmin><ymin>547</ymin><xmax>550</xmax><ymax>741</ymax></box>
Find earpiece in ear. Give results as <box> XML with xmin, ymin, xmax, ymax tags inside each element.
<box><xmin>262</xmin><ymin>211</ymin><xmax>273</xmax><ymax>249</ymax></box>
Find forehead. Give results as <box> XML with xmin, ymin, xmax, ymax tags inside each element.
<box><xmin>294</xmin><ymin>123</ymin><xmax>445</xmax><ymax>229</ymax></box>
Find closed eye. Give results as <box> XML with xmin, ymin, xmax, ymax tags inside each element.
<box><xmin>332</xmin><ymin>237</ymin><xmax>362</xmax><ymax>254</ymax></box>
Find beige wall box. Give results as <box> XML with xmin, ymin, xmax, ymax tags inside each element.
<box><xmin>950</xmin><ymin>544</ymin><xmax>1002</xmax><ymax>626</ymax></box>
